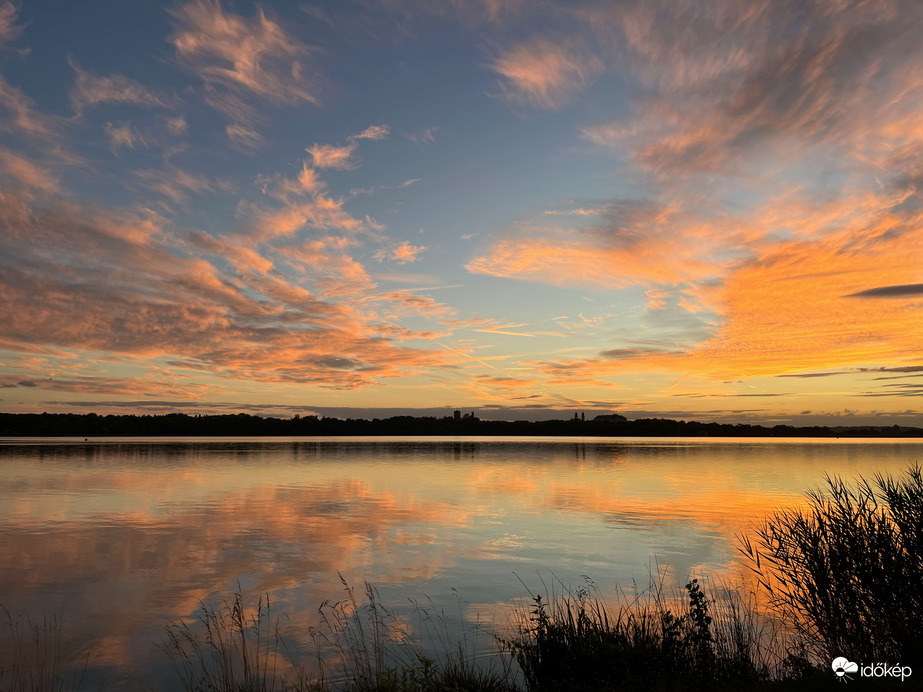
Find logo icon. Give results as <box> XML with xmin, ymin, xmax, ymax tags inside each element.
<box><xmin>832</xmin><ymin>657</ymin><xmax>859</xmax><ymax>682</ymax></box>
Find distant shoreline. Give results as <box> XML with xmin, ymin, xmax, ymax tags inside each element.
<box><xmin>2</xmin><ymin>412</ymin><xmax>922</xmax><ymax>438</ymax></box>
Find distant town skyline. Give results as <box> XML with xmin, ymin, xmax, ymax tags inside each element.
<box><xmin>1</xmin><ymin>0</ymin><xmax>922</xmax><ymax>426</ymax></box>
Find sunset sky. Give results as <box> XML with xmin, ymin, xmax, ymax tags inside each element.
<box><xmin>1</xmin><ymin>0</ymin><xmax>922</xmax><ymax>424</ymax></box>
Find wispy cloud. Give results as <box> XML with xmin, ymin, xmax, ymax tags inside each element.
<box><xmin>406</xmin><ymin>126</ymin><xmax>438</xmax><ymax>146</ymax></box>
<box><xmin>250</xmin><ymin>125</ymin><xmax>409</xmax><ymax>243</ymax></box>
<box><xmin>305</xmin><ymin>125</ymin><xmax>391</xmax><ymax>170</ymax></box>
<box><xmin>467</xmin><ymin>374</ymin><xmax>541</xmax><ymax>399</ymax></box>
<box><xmin>226</xmin><ymin>122</ymin><xmax>263</xmax><ymax>149</ymax></box>
<box><xmin>349</xmin><ymin>178</ymin><xmax>420</xmax><ymax>198</ymax></box>
<box><xmin>0</xmin><ymin>147</ymin><xmax>58</xmax><ymax>194</ymax></box>
<box><xmin>165</xmin><ymin>115</ymin><xmax>188</xmax><ymax>136</ymax></box>
<box><xmin>134</xmin><ymin>165</ymin><xmax>213</xmax><ymax>206</ymax></box>
<box><xmin>251</xmin><ymin>163</ymin><xmax>367</xmax><ymax>241</ymax></box>
<box><xmin>490</xmin><ymin>37</ymin><xmax>603</xmax><ymax>109</ymax></box>
<box><xmin>467</xmin><ymin>200</ymin><xmax>747</xmax><ymax>289</ymax></box>
<box><xmin>353</xmin><ymin>124</ymin><xmax>390</xmax><ymax>140</ymax></box>
<box><xmin>69</xmin><ymin>58</ymin><xmax>170</xmax><ymax>115</ymax></box>
<box><xmin>579</xmin><ymin>0</ymin><xmax>923</xmax><ymax>179</ymax></box>
<box><xmin>0</xmin><ymin>1</ymin><xmax>20</xmax><ymax>45</ymax></box>
<box><xmin>99</xmin><ymin>116</ymin><xmax>190</xmax><ymax>155</ymax></box>
<box><xmin>104</xmin><ymin>121</ymin><xmax>144</xmax><ymax>153</ymax></box>
<box><xmin>0</xmin><ymin>4</ymin><xmax>56</xmax><ymax>137</ymax></box>
<box><xmin>375</xmin><ymin>241</ymin><xmax>426</xmax><ymax>264</ymax></box>
<box><xmin>0</xmin><ymin>73</ymin><xmax>54</xmax><ymax>136</ymax></box>
<box><xmin>169</xmin><ymin>0</ymin><xmax>319</xmax><ymax>124</ymax></box>
<box><xmin>307</xmin><ymin>141</ymin><xmax>357</xmax><ymax>169</ymax></box>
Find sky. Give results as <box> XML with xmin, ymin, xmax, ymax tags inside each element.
<box><xmin>0</xmin><ymin>0</ymin><xmax>922</xmax><ymax>425</ymax></box>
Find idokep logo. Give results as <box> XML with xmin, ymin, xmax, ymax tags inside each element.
<box><xmin>832</xmin><ymin>657</ymin><xmax>913</xmax><ymax>683</ymax></box>
<box><xmin>833</xmin><ymin>658</ymin><xmax>859</xmax><ymax>682</ymax></box>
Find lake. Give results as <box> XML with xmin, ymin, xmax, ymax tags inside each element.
<box><xmin>1</xmin><ymin>436</ymin><xmax>921</xmax><ymax>689</ymax></box>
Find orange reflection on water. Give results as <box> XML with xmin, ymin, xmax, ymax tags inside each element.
<box><xmin>1</xmin><ymin>438</ymin><xmax>921</xmax><ymax>688</ymax></box>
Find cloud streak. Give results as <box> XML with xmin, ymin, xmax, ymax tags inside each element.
<box><xmin>490</xmin><ymin>37</ymin><xmax>603</xmax><ymax>109</ymax></box>
<box><xmin>845</xmin><ymin>284</ymin><xmax>923</xmax><ymax>298</ymax></box>
<box><xmin>69</xmin><ymin>59</ymin><xmax>170</xmax><ymax>115</ymax></box>
<box><xmin>169</xmin><ymin>0</ymin><xmax>319</xmax><ymax>129</ymax></box>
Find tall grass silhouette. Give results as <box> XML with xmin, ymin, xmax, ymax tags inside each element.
<box><xmin>162</xmin><ymin>576</ymin><xmax>517</xmax><ymax>692</ymax></box>
<box><xmin>741</xmin><ymin>463</ymin><xmax>923</xmax><ymax>666</ymax></box>
<box><xmin>0</xmin><ymin>607</ymin><xmax>89</xmax><ymax>692</ymax></box>
<box><xmin>501</xmin><ymin>574</ymin><xmax>780</xmax><ymax>692</ymax></box>
<box><xmin>161</xmin><ymin>574</ymin><xmax>781</xmax><ymax>691</ymax></box>
<box><xmin>162</xmin><ymin>591</ymin><xmax>298</xmax><ymax>692</ymax></box>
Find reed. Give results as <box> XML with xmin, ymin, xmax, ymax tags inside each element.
<box><xmin>162</xmin><ymin>591</ymin><xmax>305</xmax><ymax>692</ymax></box>
<box><xmin>501</xmin><ymin>573</ymin><xmax>781</xmax><ymax>691</ymax></box>
<box><xmin>296</xmin><ymin>575</ymin><xmax>518</xmax><ymax>691</ymax></box>
<box><xmin>162</xmin><ymin>577</ymin><xmax>517</xmax><ymax>692</ymax></box>
<box><xmin>0</xmin><ymin>606</ymin><xmax>82</xmax><ymax>692</ymax></box>
<box><xmin>740</xmin><ymin>463</ymin><xmax>923</xmax><ymax>666</ymax></box>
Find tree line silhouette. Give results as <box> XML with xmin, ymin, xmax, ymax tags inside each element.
<box><xmin>1</xmin><ymin>412</ymin><xmax>921</xmax><ymax>437</ymax></box>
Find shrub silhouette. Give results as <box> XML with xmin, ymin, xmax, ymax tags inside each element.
<box><xmin>742</xmin><ymin>464</ymin><xmax>923</xmax><ymax>664</ymax></box>
<box><xmin>503</xmin><ymin>577</ymin><xmax>772</xmax><ymax>691</ymax></box>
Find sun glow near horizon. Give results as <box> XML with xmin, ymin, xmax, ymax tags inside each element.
<box><xmin>1</xmin><ymin>0</ymin><xmax>922</xmax><ymax>426</ymax></box>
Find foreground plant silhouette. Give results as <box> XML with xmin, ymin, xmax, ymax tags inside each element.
<box><xmin>162</xmin><ymin>574</ymin><xmax>782</xmax><ymax>692</ymax></box>
<box><xmin>501</xmin><ymin>575</ymin><xmax>778</xmax><ymax>692</ymax></box>
<box><xmin>0</xmin><ymin>607</ymin><xmax>92</xmax><ymax>692</ymax></box>
<box><xmin>741</xmin><ymin>463</ymin><xmax>923</xmax><ymax>665</ymax></box>
<box><xmin>163</xmin><ymin>579</ymin><xmax>517</xmax><ymax>692</ymax></box>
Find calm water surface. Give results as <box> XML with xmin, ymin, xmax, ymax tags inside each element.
<box><xmin>1</xmin><ymin>436</ymin><xmax>921</xmax><ymax>688</ymax></box>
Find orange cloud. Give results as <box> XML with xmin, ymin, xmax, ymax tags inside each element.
<box><xmin>0</xmin><ymin>147</ymin><xmax>58</xmax><ymax>194</ymax></box>
<box><xmin>679</xmin><ymin>227</ymin><xmax>923</xmax><ymax>379</ymax></box>
<box><xmin>353</xmin><ymin>124</ymin><xmax>391</xmax><ymax>140</ymax></box>
<box><xmin>490</xmin><ymin>37</ymin><xmax>603</xmax><ymax>109</ymax></box>
<box><xmin>580</xmin><ymin>0</ymin><xmax>922</xmax><ymax>179</ymax></box>
<box><xmin>169</xmin><ymin>0</ymin><xmax>319</xmax><ymax>111</ymax></box>
<box><xmin>250</xmin><ymin>167</ymin><xmax>366</xmax><ymax>240</ymax></box>
<box><xmin>0</xmin><ymin>190</ymin><xmax>454</xmax><ymax>393</ymax></box>
<box><xmin>523</xmin><ymin>215</ymin><xmax>923</xmax><ymax>387</ymax></box>
<box><xmin>307</xmin><ymin>141</ymin><xmax>358</xmax><ymax>170</ymax></box>
<box><xmin>254</xmin><ymin>198</ymin><xmax>365</xmax><ymax>240</ymax></box>
<box><xmin>466</xmin><ymin>203</ymin><xmax>750</xmax><ymax>290</ymax></box>
<box><xmin>375</xmin><ymin>241</ymin><xmax>426</xmax><ymax>265</ymax></box>
<box><xmin>468</xmin><ymin>1</ymin><xmax>923</xmax><ymax>401</ymax></box>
